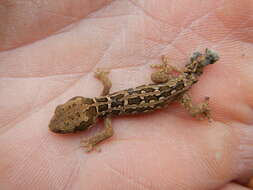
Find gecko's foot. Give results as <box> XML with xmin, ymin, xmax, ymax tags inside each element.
<box><xmin>193</xmin><ymin>97</ymin><xmax>212</xmax><ymax>121</ymax></box>
<box><xmin>80</xmin><ymin>139</ymin><xmax>95</xmax><ymax>152</ymax></box>
<box><xmin>151</xmin><ymin>55</ymin><xmax>181</xmax><ymax>73</ymax></box>
<box><xmin>150</xmin><ymin>56</ymin><xmax>168</xmax><ymax>69</ymax></box>
<box><xmin>94</xmin><ymin>69</ymin><xmax>110</xmax><ymax>79</ymax></box>
<box><xmin>151</xmin><ymin>70</ymin><xmax>170</xmax><ymax>83</ymax></box>
<box><xmin>151</xmin><ymin>55</ymin><xmax>182</xmax><ymax>84</ymax></box>
<box><xmin>201</xmin><ymin>97</ymin><xmax>212</xmax><ymax>122</ymax></box>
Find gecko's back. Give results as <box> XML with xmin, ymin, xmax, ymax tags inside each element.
<box><xmin>95</xmin><ymin>76</ymin><xmax>194</xmax><ymax>117</ymax></box>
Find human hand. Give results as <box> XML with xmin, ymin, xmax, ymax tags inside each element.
<box><xmin>1</xmin><ymin>0</ymin><xmax>253</xmax><ymax>189</ymax></box>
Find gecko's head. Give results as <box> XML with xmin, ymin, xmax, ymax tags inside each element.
<box><xmin>184</xmin><ymin>49</ymin><xmax>219</xmax><ymax>76</ymax></box>
<box><xmin>49</xmin><ymin>96</ymin><xmax>97</xmax><ymax>134</ymax></box>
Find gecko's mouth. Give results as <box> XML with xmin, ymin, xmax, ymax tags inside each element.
<box><xmin>49</xmin><ymin>124</ymin><xmax>66</xmax><ymax>134</ymax></box>
<box><xmin>48</xmin><ymin>117</ymin><xmax>73</xmax><ymax>134</ymax></box>
<box><xmin>49</xmin><ymin>118</ymin><xmax>90</xmax><ymax>134</ymax></box>
<box><xmin>49</xmin><ymin>126</ymin><xmax>67</xmax><ymax>134</ymax></box>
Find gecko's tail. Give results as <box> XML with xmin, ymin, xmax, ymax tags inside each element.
<box><xmin>203</xmin><ymin>48</ymin><xmax>219</xmax><ymax>66</ymax></box>
<box><xmin>185</xmin><ymin>49</ymin><xmax>220</xmax><ymax>76</ymax></box>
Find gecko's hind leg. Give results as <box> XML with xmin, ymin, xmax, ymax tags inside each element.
<box><xmin>151</xmin><ymin>55</ymin><xmax>182</xmax><ymax>84</ymax></box>
<box><xmin>80</xmin><ymin>69</ymin><xmax>114</xmax><ymax>152</ymax></box>
<box><xmin>179</xmin><ymin>93</ymin><xmax>211</xmax><ymax>121</ymax></box>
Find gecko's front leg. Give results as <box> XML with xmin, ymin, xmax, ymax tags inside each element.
<box><xmin>80</xmin><ymin>69</ymin><xmax>114</xmax><ymax>152</ymax></box>
<box><xmin>80</xmin><ymin>117</ymin><xmax>113</xmax><ymax>152</ymax></box>
<box><xmin>94</xmin><ymin>69</ymin><xmax>112</xmax><ymax>96</ymax></box>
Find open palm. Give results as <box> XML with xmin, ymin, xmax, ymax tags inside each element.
<box><xmin>1</xmin><ymin>0</ymin><xmax>253</xmax><ymax>190</ymax></box>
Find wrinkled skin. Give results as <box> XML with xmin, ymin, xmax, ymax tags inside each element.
<box><xmin>1</xmin><ymin>0</ymin><xmax>253</xmax><ymax>190</ymax></box>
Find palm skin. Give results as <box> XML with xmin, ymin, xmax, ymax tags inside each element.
<box><xmin>1</xmin><ymin>0</ymin><xmax>253</xmax><ymax>190</ymax></box>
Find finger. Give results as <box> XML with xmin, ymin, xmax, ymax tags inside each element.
<box><xmin>217</xmin><ymin>182</ymin><xmax>252</xmax><ymax>190</ymax></box>
<box><xmin>0</xmin><ymin>0</ymin><xmax>113</xmax><ymax>50</ymax></box>
<box><xmin>248</xmin><ymin>177</ymin><xmax>253</xmax><ymax>189</ymax></box>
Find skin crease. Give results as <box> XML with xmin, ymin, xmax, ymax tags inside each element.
<box><xmin>0</xmin><ymin>0</ymin><xmax>253</xmax><ymax>189</ymax></box>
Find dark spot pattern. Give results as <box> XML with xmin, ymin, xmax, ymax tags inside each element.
<box><xmin>144</xmin><ymin>95</ymin><xmax>158</xmax><ymax>103</ymax></box>
<box><xmin>74</xmin><ymin>106</ymin><xmax>98</xmax><ymax>132</ymax></box>
<box><xmin>74</xmin><ymin>121</ymin><xmax>90</xmax><ymax>132</ymax></box>
<box><xmin>127</xmin><ymin>88</ymin><xmax>141</xmax><ymax>95</ymax></box>
<box><xmin>159</xmin><ymin>91</ymin><xmax>171</xmax><ymax>98</ymax></box>
<box><xmin>98</xmin><ymin>104</ymin><xmax>108</xmax><ymax>112</ymax></box>
<box><xmin>159</xmin><ymin>86</ymin><xmax>170</xmax><ymax>91</ymax></box>
<box><xmin>125</xmin><ymin>108</ymin><xmax>135</xmax><ymax>114</ymax></box>
<box><xmin>111</xmin><ymin>100</ymin><xmax>124</xmax><ymax>108</ymax></box>
<box><xmin>95</xmin><ymin>97</ymin><xmax>108</xmax><ymax>102</ymax></box>
<box><xmin>82</xmin><ymin>98</ymin><xmax>95</xmax><ymax>104</ymax></box>
<box><xmin>135</xmin><ymin>106</ymin><xmax>153</xmax><ymax>113</ymax></box>
<box><xmin>173</xmin><ymin>83</ymin><xmax>185</xmax><ymax>91</ymax></box>
<box><xmin>111</xmin><ymin>109</ymin><xmax>121</xmax><ymax>115</ymax></box>
<box><xmin>111</xmin><ymin>93</ymin><xmax>124</xmax><ymax>100</ymax></box>
<box><xmin>128</xmin><ymin>97</ymin><xmax>142</xmax><ymax>105</ymax></box>
<box><xmin>87</xmin><ymin>106</ymin><xmax>97</xmax><ymax>116</ymax></box>
<box><xmin>143</xmin><ymin>88</ymin><xmax>155</xmax><ymax>93</ymax></box>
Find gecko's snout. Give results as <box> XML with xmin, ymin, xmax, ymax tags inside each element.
<box><xmin>49</xmin><ymin>122</ymin><xmax>66</xmax><ymax>134</ymax></box>
<box><xmin>49</xmin><ymin>115</ymin><xmax>75</xmax><ymax>134</ymax></box>
<box><xmin>50</xmin><ymin>126</ymin><xmax>64</xmax><ymax>134</ymax></box>
<box><xmin>49</xmin><ymin>124</ymin><xmax>65</xmax><ymax>134</ymax></box>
